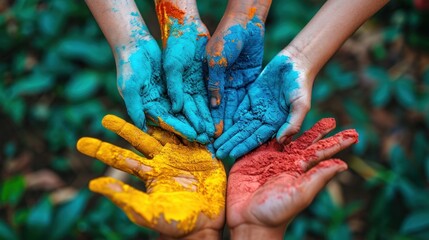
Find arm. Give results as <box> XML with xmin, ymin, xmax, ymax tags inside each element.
<box><xmin>276</xmin><ymin>0</ymin><xmax>389</xmax><ymax>141</ymax></box>
<box><xmin>85</xmin><ymin>0</ymin><xmax>149</xmax><ymax>61</ymax></box>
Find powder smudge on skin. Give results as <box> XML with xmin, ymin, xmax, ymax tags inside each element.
<box><xmin>155</xmin><ymin>1</ymin><xmax>185</xmax><ymax>47</ymax></box>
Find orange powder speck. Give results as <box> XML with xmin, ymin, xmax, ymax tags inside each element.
<box><xmin>214</xmin><ymin>120</ymin><xmax>224</xmax><ymax>138</ymax></box>
<box><xmin>209</xmin><ymin>59</ymin><xmax>216</xmax><ymax>67</ymax></box>
<box><xmin>248</xmin><ymin>7</ymin><xmax>257</xmax><ymax>19</ymax></box>
<box><xmin>255</xmin><ymin>23</ymin><xmax>263</xmax><ymax>29</ymax></box>
<box><xmin>217</xmin><ymin>57</ymin><xmax>227</xmax><ymax>67</ymax></box>
<box><xmin>156</xmin><ymin>2</ymin><xmax>186</xmax><ymax>47</ymax></box>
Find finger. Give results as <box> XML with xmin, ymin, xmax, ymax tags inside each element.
<box><xmin>88</xmin><ymin>177</ymin><xmax>152</xmax><ymax>228</ymax></box>
<box><xmin>300</xmin><ymin>129</ymin><xmax>358</xmax><ymax>170</ymax></box>
<box><xmin>276</xmin><ymin>99</ymin><xmax>311</xmax><ymax>143</ymax></box>
<box><xmin>164</xmin><ymin>49</ymin><xmax>186</xmax><ymax>113</ymax></box>
<box><xmin>297</xmin><ymin>159</ymin><xmax>347</xmax><ymax>207</ymax></box>
<box><xmin>196</xmin><ymin>133</ymin><xmax>210</xmax><ymax>144</ymax></box>
<box><xmin>123</xmin><ymin>91</ymin><xmax>147</xmax><ymax>131</ymax></box>
<box><xmin>211</xmin><ymin>97</ymin><xmax>226</xmax><ymax>138</ymax></box>
<box><xmin>146</xmin><ymin>106</ymin><xmax>197</xmax><ymax>141</ymax></box>
<box><xmin>283</xmin><ymin>118</ymin><xmax>336</xmax><ymax>152</ymax></box>
<box><xmin>182</xmin><ymin>94</ymin><xmax>205</xmax><ymax>133</ymax></box>
<box><xmin>147</xmin><ymin>126</ymin><xmax>181</xmax><ymax>145</ymax></box>
<box><xmin>215</xmin><ymin>120</ymin><xmax>261</xmax><ymax>160</ymax></box>
<box><xmin>233</xmin><ymin>94</ymin><xmax>250</xmax><ymax>123</ymax></box>
<box><xmin>77</xmin><ymin>138</ymin><xmax>152</xmax><ymax>178</ymax></box>
<box><xmin>194</xmin><ymin>94</ymin><xmax>215</xmax><ymax>138</ymax></box>
<box><xmin>102</xmin><ymin>115</ymin><xmax>162</xmax><ymax>157</ymax></box>
<box><xmin>223</xmin><ymin>89</ymin><xmax>242</xmax><ymax>131</ymax></box>
<box><xmin>230</xmin><ymin>125</ymin><xmax>277</xmax><ymax>159</ymax></box>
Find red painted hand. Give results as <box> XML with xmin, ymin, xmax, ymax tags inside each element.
<box><xmin>227</xmin><ymin>118</ymin><xmax>358</xmax><ymax>239</ymax></box>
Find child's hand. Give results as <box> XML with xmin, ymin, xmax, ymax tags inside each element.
<box><xmin>77</xmin><ymin>115</ymin><xmax>226</xmax><ymax>238</ymax></box>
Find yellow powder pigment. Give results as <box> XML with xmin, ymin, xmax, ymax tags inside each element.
<box><xmin>76</xmin><ymin>115</ymin><xmax>226</xmax><ymax>234</ymax></box>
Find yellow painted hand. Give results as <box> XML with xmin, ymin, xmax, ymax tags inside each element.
<box><xmin>76</xmin><ymin>115</ymin><xmax>226</xmax><ymax>238</ymax></box>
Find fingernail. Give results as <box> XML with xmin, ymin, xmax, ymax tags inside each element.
<box><xmin>211</xmin><ymin>97</ymin><xmax>218</xmax><ymax>107</ymax></box>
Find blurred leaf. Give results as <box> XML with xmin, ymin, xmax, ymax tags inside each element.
<box><xmin>38</xmin><ymin>10</ymin><xmax>65</xmax><ymax>36</ymax></box>
<box><xmin>25</xmin><ymin>196</ymin><xmax>53</xmax><ymax>240</ymax></box>
<box><xmin>57</xmin><ymin>37</ymin><xmax>112</xmax><ymax>67</ymax></box>
<box><xmin>0</xmin><ymin>175</ymin><xmax>26</xmax><ymax>207</ymax></box>
<box><xmin>50</xmin><ymin>190</ymin><xmax>90</xmax><ymax>240</ymax></box>
<box><xmin>9</xmin><ymin>72</ymin><xmax>54</xmax><ymax>97</ymax></box>
<box><xmin>365</xmin><ymin>66</ymin><xmax>391</xmax><ymax>83</ymax></box>
<box><xmin>394</xmin><ymin>77</ymin><xmax>417</xmax><ymax>107</ymax></box>
<box><xmin>64</xmin><ymin>71</ymin><xmax>100</xmax><ymax>101</ymax></box>
<box><xmin>313</xmin><ymin>79</ymin><xmax>333</xmax><ymax>102</ymax></box>
<box><xmin>372</xmin><ymin>80</ymin><xmax>391</xmax><ymax>107</ymax></box>
<box><xmin>0</xmin><ymin>220</ymin><xmax>17</xmax><ymax>240</ymax></box>
<box><xmin>401</xmin><ymin>210</ymin><xmax>429</xmax><ymax>234</ymax></box>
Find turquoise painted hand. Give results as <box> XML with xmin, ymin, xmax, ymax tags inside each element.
<box><xmin>162</xmin><ymin>19</ymin><xmax>215</xmax><ymax>142</ymax></box>
<box><xmin>116</xmin><ymin>31</ymin><xmax>201</xmax><ymax>142</ymax></box>
<box><xmin>214</xmin><ymin>54</ymin><xmax>311</xmax><ymax>159</ymax></box>
<box><xmin>206</xmin><ymin>18</ymin><xmax>265</xmax><ymax>137</ymax></box>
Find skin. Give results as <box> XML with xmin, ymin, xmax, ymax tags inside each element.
<box><xmin>206</xmin><ymin>0</ymin><xmax>272</xmax><ymax>137</ymax></box>
<box><xmin>76</xmin><ymin>115</ymin><xmax>225</xmax><ymax>239</ymax></box>
<box><xmin>85</xmin><ymin>0</ymin><xmax>211</xmax><ymax>143</ymax></box>
<box><xmin>227</xmin><ymin>118</ymin><xmax>359</xmax><ymax>239</ymax></box>
<box><xmin>155</xmin><ymin>0</ymin><xmax>215</xmax><ymax>141</ymax></box>
<box><xmin>215</xmin><ymin>0</ymin><xmax>389</xmax><ymax>158</ymax></box>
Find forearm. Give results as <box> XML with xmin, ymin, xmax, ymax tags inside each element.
<box><xmin>85</xmin><ymin>0</ymin><xmax>150</xmax><ymax>57</ymax></box>
<box><xmin>230</xmin><ymin>224</ymin><xmax>286</xmax><ymax>240</ymax></box>
<box><xmin>222</xmin><ymin>0</ymin><xmax>272</xmax><ymax>23</ymax></box>
<box><xmin>284</xmin><ymin>0</ymin><xmax>389</xmax><ymax>79</ymax></box>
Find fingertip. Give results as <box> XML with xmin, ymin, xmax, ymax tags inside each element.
<box><xmin>76</xmin><ymin>137</ymin><xmax>101</xmax><ymax>157</ymax></box>
<box><xmin>196</xmin><ymin>134</ymin><xmax>210</xmax><ymax>144</ymax></box>
<box><xmin>102</xmin><ymin>114</ymin><xmax>125</xmax><ymax>131</ymax></box>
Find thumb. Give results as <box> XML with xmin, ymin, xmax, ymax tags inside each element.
<box><xmin>163</xmin><ymin>48</ymin><xmax>185</xmax><ymax>113</ymax></box>
<box><xmin>276</xmin><ymin>98</ymin><xmax>310</xmax><ymax>143</ymax></box>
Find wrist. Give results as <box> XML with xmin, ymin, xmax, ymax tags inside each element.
<box><xmin>230</xmin><ymin>224</ymin><xmax>286</xmax><ymax>240</ymax></box>
<box><xmin>281</xmin><ymin>45</ymin><xmax>317</xmax><ymax>82</ymax></box>
<box><xmin>159</xmin><ymin>228</ymin><xmax>221</xmax><ymax>240</ymax></box>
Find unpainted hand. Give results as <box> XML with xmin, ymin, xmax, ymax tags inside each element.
<box><xmin>227</xmin><ymin>118</ymin><xmax>358</xmax><ymax>237</ymax></box>
<box><xmin>76</xmin><ymin>115</ymin><xmax>226</xmax><ymax>238</ymax></box>
<box><xmin>214</xmin><ymin>53</ymin><xmax>312</xmax><ymax>159</ymax></box>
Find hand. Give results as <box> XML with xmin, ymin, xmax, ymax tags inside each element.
<box><xmin>227</xmin><ymin>118</ymin><xmax>358</xmax><ymax>239</ymax></box>
<box><xmin>116</xmin><ymin>30</ymin><xmax>205</xmax><ymax>143</ymax></box>
<box><xmin>155</xmin><ymin>0</ymin><xmax>215</xmax><ymax>142</ymax></box>
<box><xmin>76</xmin><ymin>115</ymin><xmax>226</xmax><ymax>239</ymax></box>
<box><xmin>206</xmin><ymin>10</ymin><xmax>265</xmax><ymax>137</ymax></box>
<box><xmin>214</xmin><ymin>51</ymin><xmax>313</xmax><ymax>159</ymax></box>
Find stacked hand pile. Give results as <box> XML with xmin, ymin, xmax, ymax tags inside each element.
<box><xmin>79</xmin><ymin>0</ymin><xmax>387</xmax><ymax>238</ymax></box>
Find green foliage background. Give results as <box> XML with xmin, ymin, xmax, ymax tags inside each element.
<box><xmin>1</xmin><ymin>0</ymin><xmax>429</xmax><ymax>239</ymax></box>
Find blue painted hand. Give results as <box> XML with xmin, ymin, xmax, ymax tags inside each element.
<box><xmin>214</xmin><ymin>54</ymin><xmax>312</xmax><ymax>159</ymax></box>
<box><xmin>206</xmin><ymin>17</ymin><xmax>265</xmax><ymax>137</ymax></box>
<box><xmin>156</xmin><ymin>2</ymin><xmax>215</xmax><ymax>143</ymax></box>
<box><xmin>116</xmin><ymin>31</ymin><xmax>200</xmax><ymax>142</ymax></box>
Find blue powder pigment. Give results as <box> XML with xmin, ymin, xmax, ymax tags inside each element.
<box><xmin>162</xmin><ymin>18</ymin><xmax>215</xmax><ymax>140</ymax></box>
<box><xmin>114</xmin><ymin>13</ymin><xmax>206</xmax><ymax>142</ymax></box>
<box><xmin>213</xmin><ymin>55</ymin><xmax>300</xmax><ymax>160</ymax></box>
<box><xmin>207</xmin><ymin>17</ymin><xmax>265</xmax><ymax>136</ymax></box>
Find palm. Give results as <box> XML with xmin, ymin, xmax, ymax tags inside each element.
<box><xmin>77</xmin><ymin>115</ymin><xmax>226</xmax><ymax>238</ymax></box>
<box><xmin>207</xmin><ymin>18</ymin><xmax>265</xmax><ymax>135</ymax></box>
<box><xmin>227</xmin><ymin>118</ymin><xmax>358</xmax><ymax>229</ymax></box>
<box><xmin>213</xmin><ymin>54</ymin><xmax>307</xmax><ymax>159</ymax></box>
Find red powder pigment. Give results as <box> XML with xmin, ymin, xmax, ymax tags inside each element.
<box><xmin>229</xmin><ymin>118</ymin><xmax>359</xmax><ymax>191</ymax></box>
